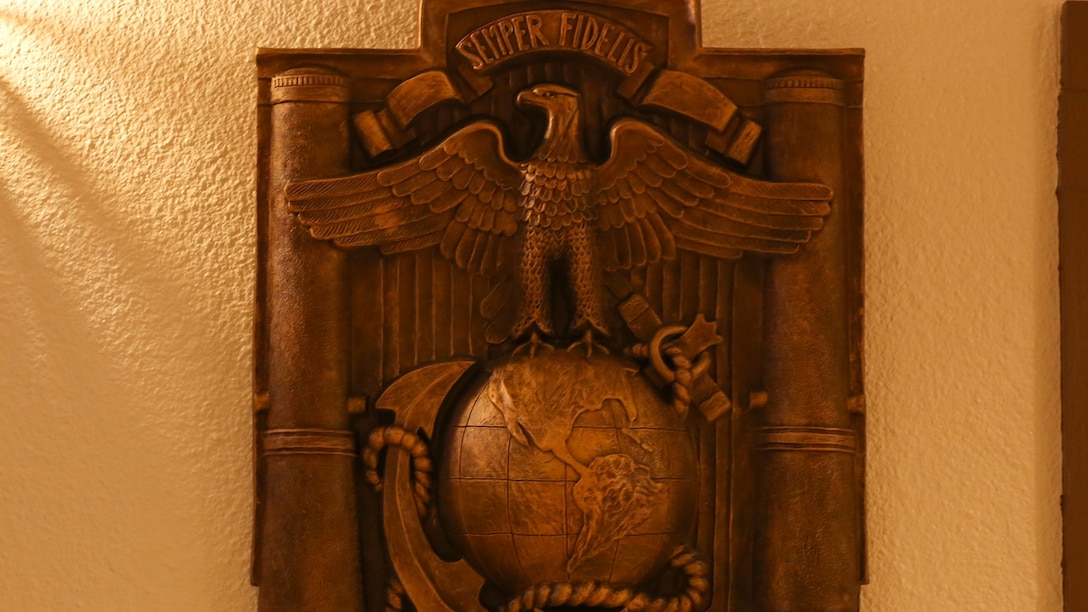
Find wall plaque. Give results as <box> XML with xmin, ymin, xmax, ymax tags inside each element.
<box><xmin>254</xmin><ymin>1</ymin><xmax>865</xmax><ymax>610</ymax></box>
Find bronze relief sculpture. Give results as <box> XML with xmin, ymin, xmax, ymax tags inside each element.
<box><xmin>255</xmin><ymin>1</ymin><xmax>865</xmax><ymax>610</ymax></box>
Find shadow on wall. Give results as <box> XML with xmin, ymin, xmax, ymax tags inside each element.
<box><xmin>0</xmin><ymin>74</ymin><xmax>116</xmax><ymax>398</ymax></box>
<box><xmin>0</xmin><ymin>71</ymin><xmax>203</xmax><ymax>519</ymax></box>
<box><xmin>0</xmin><ymin>1</ymin><xmax>262</xmax><ymax>597</ymax></box>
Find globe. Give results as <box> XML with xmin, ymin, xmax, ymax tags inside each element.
<box><xmin>436</xmin><ymin>350</ymin><xmax>698</xmax><ymax>595</ymax></box>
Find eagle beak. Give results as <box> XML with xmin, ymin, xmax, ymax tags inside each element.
<box><xmin>516</xmin><ymin>88</ymin><xmax>542</xmax><ymax>109</ymax></box>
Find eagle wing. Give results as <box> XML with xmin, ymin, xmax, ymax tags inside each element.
<box><xmin>594</xmin><ymin>118</ymin><xmax>833</xmax><ymax>270</ymax></box>
<box><xmin>284</xmin><ymin>121</ymin><xmax>523</xmax><ymax>277</ymax></box>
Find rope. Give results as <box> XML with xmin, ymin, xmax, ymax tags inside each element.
<box><xmin>385</xmin><ymin>575</ymin><xmax>406</xmax><ymax>612</ymax></box>
<box><xmin>362</xmin><ymin>425</ymin><xmax>432</xmax><ymax>518</ymax></box>
<box><xmin>365</xmin><ymin>427</ymin><xmax>427</xmax><ymax>611</ymax></box>
<box><xmin>628</xmin><ymin>341</ymin><xmax>697</xmax><ymax>418</ymax></box>
<box><xmin>500</xmin><ymin>546</ymin><xmax>709</xmax><ymax>612</ymax></box>
<box><xmin>665</xmin><ymin>346</ymin><xmax>694</xmax><ymax>417</ymax></box>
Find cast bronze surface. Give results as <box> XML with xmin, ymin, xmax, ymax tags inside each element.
<box><xmin>285</xmin><ymin>92</ymin><xmax>831</xmax><ymax>346</ymax></box>
<box><xmin>254</xmin><ymin>1</ymin><xmax>865</xmax><ymax>610</ymax></box>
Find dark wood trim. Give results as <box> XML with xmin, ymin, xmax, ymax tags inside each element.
<box><xmin>1061</xmin><ymin>3</ymin><xmax>1088</xmax><ymax>610</ymax></box>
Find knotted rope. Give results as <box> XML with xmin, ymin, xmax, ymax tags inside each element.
<box><xmin>662</xmin><ymin>346</ymin><xmax>694</xmax><ymax>417</ymax></box>
<box><xmin>364</xmin><ymin>426</ymin><xmax>433</xmax><ymax>612</ymax></box>
<box><xmin>500</xmin><ymin>546</ymin><xmax>709</xmax><ymax>612</ymax></box>
<box><xmin>628</xmin><ymin>324</ymin><xmax>711</xmax><ymax>418</ymax></box>
<box><xmin>385</xmin><ymin>575</ymin><xmax>406</xmax><ymax>612</ymax></box>
<box><xmin>362</xmin><ymin>425</ymin><xmax>432</xmax><ymax>519</ymax></box>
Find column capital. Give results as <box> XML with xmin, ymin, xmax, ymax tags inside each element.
<box><xmin>764</xmin><ymin>70</ymin><xmax>845</xmax><ymax>106</ymax></box>
<box><xmin>271</xmin><ymin>67</ymin><xmax>349</xmax><ymax>104</ymax></box>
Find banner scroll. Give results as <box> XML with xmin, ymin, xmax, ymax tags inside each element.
<box><xmin>354</xmin><ymin>10</ymin><xmax>762</xmax><ymax>164</ymax></box>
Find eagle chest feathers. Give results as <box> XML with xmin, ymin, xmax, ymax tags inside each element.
<box><xmin>515</xmin><ymin>158</ymin><xmax>603</xmax><ymax>339</ymax></box>
<box><xmin>520</xmin><ymin>161</ymin><xmax>596</xmax><ymax>240</ymax></box>
<box><xmin>284</xmin><ymin>83</ymin><xmax>834</xmax><ymax>344</ymax></box>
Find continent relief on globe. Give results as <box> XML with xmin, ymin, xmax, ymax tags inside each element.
<box><xmin>438</xmin><ymin>350</ymin><xmax>698</xmax><ymax>593</ymax></box>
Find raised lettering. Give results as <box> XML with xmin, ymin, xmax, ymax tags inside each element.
<box><xmin>607</xmin><ymin>31</ymin><xmax>627</xmax><ymax>63</ymax></box>
<box><xmin>594</xmin><ymin>23</ymin><xmax>612</xmax><ymax>56</ymax></box>
<box><xmin>480</xmin><ymin>27</ymin><xmax>503</xmax><ymax>59</ymax></box>
<box><xmin>559</xmin><ymin>13</ymin><xmax>575</xmax><ymax>47</ymax></box>
<box><xmin>526</xmin><ymin>14</ymin><xmax>550</xmax><ymax>47</ymax></box>
<box><xmin>455</xmin><ymin>39</ymin><xmax>485</xmax><ymax>70</ymax></box>
<box><xmin>512</xmin><ymin>16</ymin><xmax>529</xmax><ymax>51</ymax></box>
<box><xmin>573</xmin><ymin>14</ymin><xmax>585</xmax><ymax>49</ymax></box>
<box><xmin>454</xmin><ymin>12</ymin><xmax>653</xmax><ymax>75</ymax></box>
<box><xmin>625</xmin><ymin>42</ymin><xmax>648</xmax><ymax>74</ymax></box>
<box><xmin>581</xmin><ymin>17</ymin><xmax>599</xmax><ymax>50</ymax></box>
<box><xmin>487</xmin><ymin>25</ymin><xmax>507</xmax><ymax>55</ymax></box>
<box><xmin>470</xmin><ymin>32</ymin><xmax>494</xmax><ymax>64</ymax></box>
<box><xmin>617</xmin><ymin>38</ymin><xmax>635</xmax><ymax>68</ymax></box>
<box><xmin>498</xmin><ymin>20</ymin><xmax>516</xmax><ymax>53</ymax></box>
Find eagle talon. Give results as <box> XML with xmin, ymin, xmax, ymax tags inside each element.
<box><xmin>567</xmin><ymin>331</ymin><xmax>608</xmax><ymax>357</ymax></box>
<box><xmin>513</xmin><ymin>330</ymin><xmax>554</xmax><ymax>358</ymax></box>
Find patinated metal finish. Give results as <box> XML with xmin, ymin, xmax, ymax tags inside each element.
<box><xmin>254</xmin><ymin>1</ymin><xmax>865</xmax><ymax>610</ymax></box>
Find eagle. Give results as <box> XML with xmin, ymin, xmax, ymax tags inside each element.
<box><xmin>284</xmin><ymin>83</ymin><xmax>832</xmax><ymax>351</ymax></box>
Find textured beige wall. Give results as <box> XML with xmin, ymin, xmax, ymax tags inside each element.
<box><xmin>0</xmin><ymin>0</ymin><xmax>1062</xmax><ymax>610</ymax></box>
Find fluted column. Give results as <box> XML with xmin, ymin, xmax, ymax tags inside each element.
<box><xmin>754</xmin><ymin>70</ymin><xmax>860</xmax><ymax>612</ymax></box>
<box><xmin>260</xmin><ymin>67</ymin><xmax>364</xmax><ymax>612</ymax></box>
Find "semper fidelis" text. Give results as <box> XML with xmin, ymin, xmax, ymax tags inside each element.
<box><xmin>455</xmin><ymin>10</ymin><xmax>651</xmax><ymax>75</ymax></box>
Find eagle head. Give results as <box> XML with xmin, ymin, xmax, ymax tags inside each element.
<box><xmin>516</xmin><ymin>84</ymin><xmax>584</xmax><ymax>162</ymax></box>
<box><xmin>516</xmin><ymin>84</ymin><xmax>580</xmax><ymax>121</ymax></box>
